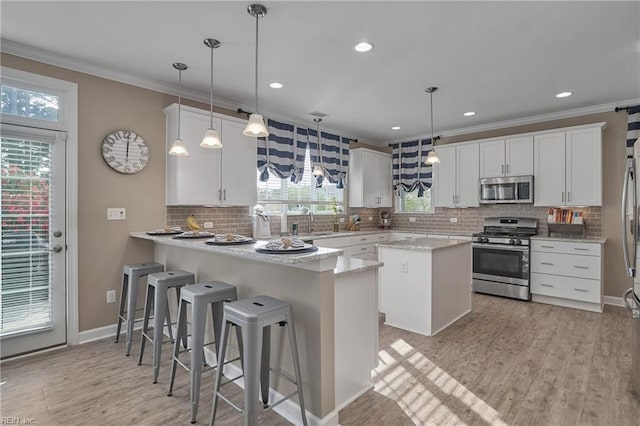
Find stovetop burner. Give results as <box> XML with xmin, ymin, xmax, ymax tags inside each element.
<box><xmin>473</xmin><ymin>217</ymin><xmax>538</xmax><ymax>246</ymax></box>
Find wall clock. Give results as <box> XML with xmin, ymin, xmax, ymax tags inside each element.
<box><xmin>101</xmin><ymin>129</ymin><xmax>149</xmax><ymax>174</ymax></box>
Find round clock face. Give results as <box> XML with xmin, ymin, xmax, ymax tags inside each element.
<box><xmin>101</xmin><ymin>130</ymin><xmax>149</xmax><ymax>174</ymax></box>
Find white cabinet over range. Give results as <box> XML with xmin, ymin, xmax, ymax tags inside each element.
<box><xmin>479</xmin><ymin>135</ymin><xmax>533</xmax><ymax>178</ymax></box>
<box><xmin>164</xmin><ymin>104</ymin><xmax>257</xmax><ymax>206</ymax></box>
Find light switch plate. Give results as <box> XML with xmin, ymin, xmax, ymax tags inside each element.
<box><xmin>204</xmin><ymin>222</ymin><xmax>214</xmax><ymax>229</ymax></box>
<box><xmin>450</xmin><ymin>217</ymin><xmax>458</xmax><ymax>223</ymax></box>
<box><xmin>409</xmin><ymin>217</ymin><xmax>416</xmax><ymax>222</ymax></box>
<box><xmin>107</xmin><ymin>208</ymin><xmax>126</xmax><ymax>220</ymax></box>
<box><xmin>106</xmin><ymin>290</ymin><xmax>116</xmax><ymax>304</ymax></box>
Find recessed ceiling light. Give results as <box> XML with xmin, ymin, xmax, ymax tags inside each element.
<box><xmin>555</xmin><ymin>91</ymin><xmax>573</xmax><ymax>98</ymax></box>
<box><xmin>463</xmin><ymin>111</ymin><xmax>476</xmax><ymax>117</ymax></box>
<box><xmin>269</xmin><ymin>82</ymin><xmax>283</xmax><ymax>89</ymax></box>
<box><xmin>354</xmin><ymin>41</ymin><xmax>374</xmax><ymax>53</ymax></box>
<box><xmin>391</xmin><ymin>126</ymin><xmax>401</xmax><ymax>130</ymax></box>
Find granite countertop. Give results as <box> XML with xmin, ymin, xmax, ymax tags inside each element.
<box><xmin>531</xmin><ymin>235</ymin><xmax>607</xmax><ymax>244</ymax></box>
<box><xmin>130</xmin><ymin>232</ymin><xmax>343</xmax><ymax>266</ymax></box>
<box><xmin>334</xmin><ymin>256</ymin><xmax>383</xmax><ymax>278</ymax></box>
<box><xmin>377</xmin><ymin>237</ymin><xmax>472</xmax><ymax>252</ymax></box>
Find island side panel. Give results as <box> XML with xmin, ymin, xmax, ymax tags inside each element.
<box><xmin>431</xmin><ymin>242</ymin><xmax>473</xmax><ymax>335</ymax></box>
<box><xmin>378</xmin><ymin>246</ymin><xmax>433</xmax><ymax>336</ymax></box>
<box><xmin>154</xmin><ymin>244</ymin><xmax>336</xmax><ymax>419</ymax></box>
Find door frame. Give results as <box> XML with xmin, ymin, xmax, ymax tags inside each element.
<box><xmin>1</xmin><ymin>66</ymin><xmax>79</xmax><ymax>347</ymax></box>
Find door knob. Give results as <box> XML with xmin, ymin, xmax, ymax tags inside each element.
<box><xmin>50</xmin><ymin>244</ymin><xmax>63</xmax><ymax>253</ymax></box>
<box><xmin>53</xmin><ymin>230</ymin><xmax>63</xmax><ymax>238</ymax></box>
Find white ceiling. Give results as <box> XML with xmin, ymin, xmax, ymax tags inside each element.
<box><xmin>2</xmin><ymin>1</ymin><xmax>639</xmax><ymax>144</ymax></box>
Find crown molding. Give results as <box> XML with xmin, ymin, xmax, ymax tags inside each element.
<box><xmin>0</xmin><ymin>38</ymin><xmax>240</xmax><ymax>112</ymax></box>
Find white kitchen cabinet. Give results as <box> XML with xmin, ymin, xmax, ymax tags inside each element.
<box><xmin>165</xmin><ymin>104</ymin><xmax>257</xmax><ymax>206</ymax></box>
<box><xmin>534</xmin><ymin>125</ymin><xmax>603</xmax><ymax>207</ymax></box>
<box><xmin>348</xmin><ymin>148</ymin><xmax>392</xmax><ymax>208</ymax></box>
<box><xmin>479</xmin><ymin>136</ymin><xmax>533</xmax><ymax>178</ymax></box>
<box><xmin>434</xmin><ymin>142</ymin><xmax>479</xmax><ymax>208</ymax></box>
<box><xmin>530</xmin><ymin>239</ymin><xmax>603</xmax><ymax>312</ymax></box>
<box><xmin>316</xmin><ymin>232</ymin><xmax>390</xmax><ymax>261</ymax></box>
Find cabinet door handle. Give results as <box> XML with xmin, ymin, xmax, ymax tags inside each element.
<box><xmin>573</xmin><ymin>265</ymin><xmax>589</xmax><ymax>269</ymax></box>
<box><xmin>540</xmin><ymin>262</ymin><xmax>554</xmax><ymax>266</ymax></box>
<box><xmin>360</xmin><ymin>238</ymin><xmax>368</xmax><ymax>241</ymax></box>
<box><xmin>573</xmin><ymin>248</ymin><xmax>589</xmax><ymax>251</ymax></box>
<box><xmin>562</xmin><ymin>192</ymin><xmax>565</xmax><ymax>203</ymax></box>
<box><xmin>360</xmin><ymin>247</ymin><xmax>367</xmax><ymax>251</ymax></box>
<box><xmin>540</xmin><ymin>283</ymin><xmax>554</xmax><ymax>288</ymax></box>
<box><xmin>573</xmin><ymin>288</ymin><xmax>589</xmax><ymax>293</ymax></box>
<box><xmin>506</xmin><ymin>164</ymin><xmax>510</xmax><ymax>173</ymax></box>
<box><xmin>218</xmin><ymin>189</ymin><xmax>222</xmax><ymax>201</ymax></box>
<box><xmin>540</xmin><ymin>245</ymin><xmax>555</xmax><ymax>249</ymax></box>
<box><xmin>568</xmin><ymin>191</ymin><xmax>571</xmax><ymax>202</ymax></box>
<box><xmin>223</xmin><ymin>189</ymin><xmax>227</xmax><ymax>201</ymax></box>
<box><xmin>501</xmin><ymin>164</ymin><xmax>505</xmax><ymax>174</ymax></box>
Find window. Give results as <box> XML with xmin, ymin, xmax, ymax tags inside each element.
<box><xmin>257</xmin><ymin>147</ymin><xmax>344</xmax><ymax>214</ymax></box>
<box><xmin>397</xmin><ymin>188</ymin><xmax>434</xmax><ymax>213</ymax></box>
<box><xmin>1</xmin><ymin>85</ymin><xmax>60</xmax><ymax>122</ymax></box>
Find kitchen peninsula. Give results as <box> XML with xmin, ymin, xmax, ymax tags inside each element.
<box><xmin>378</xmin><ymin>237</ymin><xmax>472</xmax><ymax>336</ymax></box>
<box><xmin>130</xmin><ymin>232</ymin><xmax>381</xmax><ymax>424</ymax></box>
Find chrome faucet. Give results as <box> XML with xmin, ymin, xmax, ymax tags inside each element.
<box><xmin>308</xmin><ymin>211</ymin><xmax>314</xmax><ymax>234</ymax></box>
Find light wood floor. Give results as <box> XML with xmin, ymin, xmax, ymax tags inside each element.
<box><xmin>1</xmin><ymin>294</ymin><xmax>638</xmax><ymax>425</ymax></box>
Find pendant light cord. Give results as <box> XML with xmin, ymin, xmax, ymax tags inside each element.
<box><xmin>209</xmin><ymin>46</ymin><xmax>214</xmax><ymax>128</ymax></box>
<box><xmin>254</xmin><ymin>13</ymin><xmax>260</xmax><ymax>114</ymax></box>
<box><xmin>177</xmin><ymin>68</ymin><xmax>182</xmax><ymax>139</ymax></box>
<box><xmin>430</xmin><ymin>90</ymin><xmax>434</xmax><ymax>144</ymax></box>
<box><xmin>316</xmin><ymin>119</ymin><xmax>323</xmax><ymax>168</ymax></box>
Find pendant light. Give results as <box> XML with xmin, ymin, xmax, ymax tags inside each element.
<box><xmin>243</xmin><ymin>4</ymin><xmax>270</xmax><ymax>138</ymax></box>
<box><xmin>168</xmin><ymin>62</ymin><xmax>189</xmax><ymax>156</ymax></box>
<box><xmin>312</xmin><ymin>118</ymin><xmax>324</xmax><ymax>177</ymax></box>
<box><xmin>200</xmin><ymin>38</ymin><xmax>223</xmax><ymax>149</ymax></box>
<box><xmin>424</xmin><ymin>86</ymin><xmax>441</xmax><ymax>165</ymax></box>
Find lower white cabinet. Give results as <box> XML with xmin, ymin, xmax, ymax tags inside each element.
<box><xmin>314</xmin><ymin>232</ymin><xmax>390</xmax><ymax>261</ymax></box>
<box><xmin>530</xmin><ymin>239</ymin><xmax>603</xmax><ymax>312</ymax></box>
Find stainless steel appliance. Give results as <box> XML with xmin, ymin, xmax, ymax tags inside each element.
<box><xmin>479</xmin><ymin>175</ymin><xmax>534</xmax><ymax>204</ymax></box>
<box><xmin>380</xmin><ymin>211</ymin><xmax>391</xmax><ymax>229</ymax></box>
<box><xmin>620</xmin><ymin>141</ymin><xmax>640</xmax><ymax>397</ymax></box>
<box><xmin>472</xmin><ymin>217</ymin><xmax>538</xmax><ymax>301</ymax></box>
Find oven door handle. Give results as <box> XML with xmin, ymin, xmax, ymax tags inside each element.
<box><xmin>472</xmin><ymin>243</ymin><xmax>528</xmax><ymax>252</ymax></box>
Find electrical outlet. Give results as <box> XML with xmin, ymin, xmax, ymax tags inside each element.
<box><xmin>107</xmin><ymin>208</ymin><xmax>126</xmax><ymax>220</ymax></box>
<box><xmin>368</xmin><ymin>217</ymin><xmax>373</xmax><ymax>222</ymax></box>
<box><xmin>401</xmin><ymin>261</ymin><xmax>409</xmax><ymax>273</ymax></box>
<box><xmin>339</xmin><ymin>217</ymin><xmax>345</xmax><ymax>223</ymax></box>
<box><xmin>450</xmin><ymin>217</ymin><xmax>458</xmax><ymax>223</ymax></box>
<box><xmin>203</xmin><ymin>222</ymin><xmax>214</xmax><ymax>229</ymax></box>
<box><xmin>409</xmin><ymin>217</ymin><xmax>416</xmax><ymax>222</ymax></box>
<box><xmin>106</xmin><ymin>290</ymin><xmax>116</xmax><ymax>304</ymax></box>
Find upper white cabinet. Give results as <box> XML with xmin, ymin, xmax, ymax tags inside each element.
<box><xmin>534</xmin><ymin>125</ymin><xmax>603</xmax><ymax>207</ymax></box>
<box><xmin>434</xmin><ymin>142</ymin><xmax>479</xmax><ymax>208</ymax></box>
<box><xmin>479</xmin><ymin>136</ymin><xmax>533</xmax><ymax>178</ymax></box>
<box><xmin>349</xmin><ymin>148</ymin><xmax>393</xmax><ymax>208</ymax></box>
<box><xmin>165</xmin><ymin>104</ymin><xmax>257</xmax><ymax>206</ymax></box>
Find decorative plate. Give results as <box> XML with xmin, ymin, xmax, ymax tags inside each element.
<box><xmin>255</xmin><ymin>244</ymin><xmax>318</xmax><ymax>254</ymax></box>
<box><xmin>173</xmin><ymin>231</ymin><xmax>214</xmax><ymax>239</ymax></box>
<box><xmin>205</xmin><ymin>234</ymin><xmax>256</xmax><ymax>245</ymax></box>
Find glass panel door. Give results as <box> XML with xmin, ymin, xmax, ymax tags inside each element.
<box><xmin>1</xmin><ymin>125</ymin><xmax>66</xmax><ymax>358</ymax></box>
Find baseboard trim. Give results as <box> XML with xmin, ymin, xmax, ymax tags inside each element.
<box><xmin>78</xmin><ymin>322</ymin><xmax>144</xmax><ymax>344</ymax></box>
<box><xmin>603</xmin><ymin>295</ymin><xmax>625</xmax><ymax>307</ymax></box>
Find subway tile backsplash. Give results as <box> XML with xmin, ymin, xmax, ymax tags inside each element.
<box><xmin>166</xmin><ymin>204</ymin><xmax>602</xmax><ymax>238</ymax></box>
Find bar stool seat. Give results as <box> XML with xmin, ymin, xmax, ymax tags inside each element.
<box><xmin>167</xmin><ymin>281</ymin><xmax>242</xmax><ymax>424</ymax></box>
<box><xmin>138</xmin><ymin>270</ymin><xmax>195</xmax><ymax>383</ymax></box>
<box><xmin>210</xmin><ymin>295</ymin><xmax>308</xmax><ymax>426</ymax></box>
<box><xmin>115</xmin><ymin>262</ymin><xmax>165</xmax><ymax>356</ymax></box>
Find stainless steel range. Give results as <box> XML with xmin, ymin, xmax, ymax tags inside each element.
<box><xmin>472</xmin><ymin>217</ymin><xmax>538</xmax><ymax>301</ymax></box>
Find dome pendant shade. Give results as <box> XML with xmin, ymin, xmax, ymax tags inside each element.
<box><xmin>312</xmin><ymin>165</ymin><xmax>324</xmax><ymax>177</ymax></box>
<box><xmin>169</xmin><ymin>138</ymin><xmax>189</xmax><ymax>156</ymax></box>
<box><xmin>200</xmin><ymin>128</ymin><xmax>222</xmax><ymax>148</ymax></box>
<box><xmin>243</xmin><ymin>113</ymin><xmax>269</xmax><ymax>137</ymax></box>
<box><xmin>425</xmin><ymin>150</ymin><xmax>441</xmax><ymax>165</ymax></box>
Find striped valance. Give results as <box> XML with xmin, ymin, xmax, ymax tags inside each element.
<box><xmin>627</xmin><ymin>105</ymin><xmax>640</xmax><ymax>157</ymax></box>
<box><xmin>390</xmin><ymin>138</ymin><xmax>434</xmax><ymax>197</ymax></box>
<box><xmin>296</xmin><ymin>126</ymin><xmax>350</xmax><ymax>188</ymax></box>
<box><xmin>257</xmin><ymin>119</ymin><xmax>305</xmax><ymax>183</ymax></box>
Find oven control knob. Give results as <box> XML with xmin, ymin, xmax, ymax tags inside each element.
<box><xmin>481</xmin><ymin>237</ymin><xmax>489</xmax><ymax>243</ymax></box>
<box><xmin>509</xmin><ymin>238</ymin><xmax>516</xmax><ymax>245</ymax></box>
<box><xmin>514</xmin><ymin>238</ymin><xmax>522</xmax><ymax>245</ymax></box>
<box><xmin>476</xmin><ymin>237</ymin><xmax>484</xmax><ymax>243</ymax></box>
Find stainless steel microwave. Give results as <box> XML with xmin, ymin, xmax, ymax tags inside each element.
<box><xmin>479</xmin><ymin>176</ymin><xmax>534</xmax><ymax>204</ymax></box>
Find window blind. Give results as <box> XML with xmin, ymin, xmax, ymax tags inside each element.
<box><xmin>391</xmin><ymin>138</ymin><xmax>434</xmax><ymax>197</ymax></box>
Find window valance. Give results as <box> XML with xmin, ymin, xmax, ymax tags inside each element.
<box><xmin>390</xmin><ymin>138</ymin><xmax>434</xmax><ymax>197</ymax></box>
<box><xmin>257</xmin><ymin>119</ymin><xmax>304</xmax><ymax>182</ymax></box>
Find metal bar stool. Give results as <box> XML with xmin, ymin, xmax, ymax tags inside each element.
<box><xmin>167</xmin><ymin>281</ymin><xmax>243</xmax><ymax>424</ymax></box>
<box><xmin>210</xmin><ymin>295</ymin><xmax>308</xmax><ymax>426</ymax></box>
<box><xmin>138</xmin><ymin>270</ymin><xmax>195</xmax><ymax>383</ymax></box>
<box><xmin>115</xmin><ymin>262</ymin><xmax>165</xmax><ymax>356</ymax></box>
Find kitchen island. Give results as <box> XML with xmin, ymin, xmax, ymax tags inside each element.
<box><xmin>130</xmin><ymin>232</ymin><xmax>381</xmax><ymax>425</ymax></box>
<box><xmin>378</xmin><ymin>237</ymin><xmax>472</xmax><ymax>336</ymax></box>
